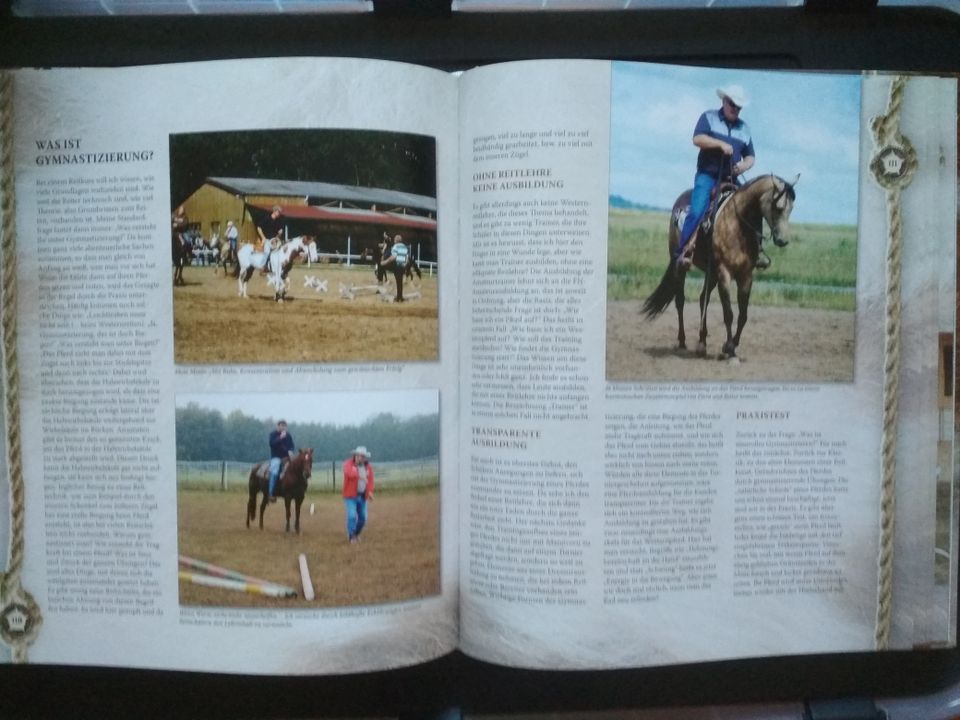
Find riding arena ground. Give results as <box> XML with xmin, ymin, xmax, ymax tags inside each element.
<box><xmin>606</xmin><ymin>299</ymin><xmax>855</xmax><ymax>383</ymax></box>
<box><xmin>173</xmin><ymin>262</ymin><xmax>439</xmax><ymax>364</ymax></box>
<box><xmin>177</xmin><ymin>486</ymin><xmax>440</xmax><ymax>608</ymax></box>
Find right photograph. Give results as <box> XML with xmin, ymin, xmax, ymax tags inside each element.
<box><xmin>606</xmin><ymin>63</ymin><xmax>861</xmax><ymax>383</ymax></box>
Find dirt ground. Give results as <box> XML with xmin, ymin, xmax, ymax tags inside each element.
<box><xmin>177</xmin><ymin>487</ymin><xmax>440</xmax><ymax>608</ymax></box>
<box><xmin>172</xmin><ymin>263</ymin><xmax>438</xmax><ymax>364</ymax></box>
<box><xmin>607</xmin><ymin>299</ymin><xmax>855</xmax><ymax>383</ymax></box>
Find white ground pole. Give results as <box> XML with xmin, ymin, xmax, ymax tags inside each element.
<box><xmin>298</xmin><ymin>553</ymin><xmax>316</xmax><ymax>601</ymax></box>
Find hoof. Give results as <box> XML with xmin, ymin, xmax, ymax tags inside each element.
<box><xmin>696</xmin><ymin>342</ymin><xmax>707</xmax><ymax>357</ymax></box>
<box><xmin>727</xmin><ymin>355</ymin><xmax>741</xmax><ymax>366</ymax></box>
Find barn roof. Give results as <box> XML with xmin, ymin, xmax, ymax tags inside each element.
<box><xmin>207</xmin><ymin>177</ymin><xmax>437</xmax><ymax>214</ymax></box>
<box><xmin>247</xmin><ymin>202</ymin><xmax>438</xmax><ymax>232</ymax></box>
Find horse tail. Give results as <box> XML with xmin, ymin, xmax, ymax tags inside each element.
<box><xmin>641</xmin><ymin>262</ymin><xmax>679</xmax><ymax>319</ymax></box>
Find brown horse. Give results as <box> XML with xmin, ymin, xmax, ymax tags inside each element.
<box><xmin>172</xmin><ymin>232</ymin><xmax>190</xmax><ymax>286</ymax></box>
<box><xmin>642</xmin><ymin>174</ymin><xmax>797</xmax><ymax>359</ymax></box>
<box><xmin>246</xmin><ymin>448</ymin><xmax>313</xmax><ymax>533</ymax></box>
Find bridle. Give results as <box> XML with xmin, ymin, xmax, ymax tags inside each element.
<box><xmin>730</xmin><ymin>174</ymin><xmax>794</xmax><ymax>249</ymax></box>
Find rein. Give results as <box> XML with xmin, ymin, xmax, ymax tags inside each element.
<box><xmin>728</xmin><ymin>175</ymin><xmax>777</xmax><ymax>255</ymax></box>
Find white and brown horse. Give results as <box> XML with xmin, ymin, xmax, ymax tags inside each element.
<box><xmin>236</xmin><ymin>236</ymin><xmax>308</xmax><ymax>301</ymax></box>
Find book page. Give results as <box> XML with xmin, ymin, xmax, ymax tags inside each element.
<box><xmin>2</xmin><ymin>57</ymin><xmax>460</xmax><ymax>673</ymax></box>
<box><xmin>458</xmin><ymin>60</ymin><xmax>956</xmax><ymax>668</ymax></box>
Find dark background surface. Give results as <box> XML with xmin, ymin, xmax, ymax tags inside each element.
<box><xmin>1</xmin><ymin>3</ymin><xmax>959</xmax><ymax>718</ymax></box>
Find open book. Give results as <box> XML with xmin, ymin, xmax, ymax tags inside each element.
<box><xmin>0</xmin><ymin>58</ymin><xmax>955</xmax><ymax>675</ymax></box>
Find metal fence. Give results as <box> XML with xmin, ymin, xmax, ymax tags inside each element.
<box><xmin>176</xmin><ymin>456</ymin><xmax>439</xmax><ymax>492</ymax></box>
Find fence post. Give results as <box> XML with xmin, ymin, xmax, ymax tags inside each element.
<box><xmin>221</xmin><ymin>461</ymin><xmax>227</xmax><ymax>491</ymax></box>
<box><xmin>331</xmin><ymin>460</ymin><xmax>336</xmax><ymax>493</ymax></box>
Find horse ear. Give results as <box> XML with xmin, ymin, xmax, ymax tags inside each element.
<box><xmin>790</xmin><ymin>173</ymin><xmax>801</xmax><ymax>188</ymax></box>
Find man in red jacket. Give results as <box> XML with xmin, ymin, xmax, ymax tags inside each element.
<box><xmin>342</xmin><ymin>446</ymin><xmax>375</xmax><ymax>543</ymax></box>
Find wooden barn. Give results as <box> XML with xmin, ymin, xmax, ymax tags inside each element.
<box><xmin>176</xmin><ymin>177</ymin><xmax>438</xmax><ymax>264</ymax></box>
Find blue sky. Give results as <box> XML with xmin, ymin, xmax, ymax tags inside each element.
<box><xmin>610</xmin><ymin>62</ymin><xmax>861</xmax><ymax>225</ymax></box>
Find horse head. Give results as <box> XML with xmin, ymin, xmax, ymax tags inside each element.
<box><xmin>298</xmin><ymin>448</ymin><xmax>313</xmax><ymax>481</ymax></box>
<box><xmin>761</xmin><ymin>174</ymin><xmax>798</xmax><ymax>248</ymax></box>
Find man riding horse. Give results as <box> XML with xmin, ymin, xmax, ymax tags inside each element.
<box><xmin>675</xmin><ymin>85</ymin><xmax>767</xmax><ymax>275</ymax></box>
<box><xmin>268</xmin><ymin>419</ymin><xmax>295</xmax><ymax>502</ymax></box>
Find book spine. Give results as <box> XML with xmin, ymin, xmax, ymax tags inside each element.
<box><xmin>0</xmin><ymin>70</ymin><xmax>43</xmax><ymax>663</ymax></box>
<box><xmin>869</xmin><ymin>74</ymin><xmax>918</xmax><ymax>650</ymax></box>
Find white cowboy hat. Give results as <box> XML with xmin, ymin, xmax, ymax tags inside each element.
<box><xmin>352</xmin><ymin>446</ymin><xmax>371</xmax><ymax>458</ymax></box>
<box><xmin>226</xmin><ymin>220</ymin><xmax>234</xmax><ymax>226</ymax></box>
<box><xmin>717</xmin><ymin>85</ymin><xmax>749</xmax><ymax>109</ymax></box>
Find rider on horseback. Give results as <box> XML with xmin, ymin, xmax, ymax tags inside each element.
<box><xmin>268</xmin><ymin>419</ymin><xmax>295</xmax><ymax>502</ymax></box>
<box><xmin>675</xmin><ymin>85</ymin><xmax>765</xmax><ymax>274</ymax></box>
<box><xmin>257</xmin><ymin>206</ymin><xmax>284</xmax><ymax>272</ymax></box>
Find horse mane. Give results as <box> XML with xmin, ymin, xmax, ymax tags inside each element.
<box><xmin>288</xmin><ymin>448</ymin><xmax>312</xmax><ymax>470</ymax></box>
<box><xmin>740</xmin><ymin>174</ymin><xmax>795</xmax><ymax>201</ymax></box>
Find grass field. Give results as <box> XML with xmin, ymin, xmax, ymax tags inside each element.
<box><xmin>177</xmin><ymin>486</ymin><xmax>440</xmax><ymax>608</ymax></box>
<box><xmin>608</xmin><ymin>208</ymin><xmax>858</xmax><ymax>311</ymax></box>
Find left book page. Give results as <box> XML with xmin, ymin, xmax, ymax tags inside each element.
<box><xmin>0</xmin><ymin>58</ymin><xmax>460</xmax><ymax>674</ymax></box>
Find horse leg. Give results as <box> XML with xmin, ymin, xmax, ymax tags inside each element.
<box><xmin>259</xmin><ymin>491</ymin><xmax>268</xmax><ymax>530</ymax></box>
<box><xmin>284</xmin><ymin>497</ymin><xmax>292</xmax><ymax>533</ymax></box>
<box><xmin>294</xmin><ymin>497</ymin><xmax>303</xmax><ymax>534</ymax></box>
<box><xmin>246</xmin><ymin>490</ymin><xmax>256</xmax><ymax>528</ymax></box>
<box><xmin>714</xmin><ymin>268</ymin><xmax>737</xmax><ymax>357</ymax></box>
<box><xmin>674</xmin><ymin>275</ymin><xmax>686</xmax><ymax>350</ymax></box>
<box><xmin>697</xmin><ymin>272</ymin><xmax>718</xmax><ymax>356</ymax></box>
<box><xmin>239</xmin><ymin>267</ymin><xmax>252</xmax><ymax>298</ymax></box>
<box><xmin>731</xmin><ymin>275</ymin><xmax>754</xmax><ymax>353</ymax></box>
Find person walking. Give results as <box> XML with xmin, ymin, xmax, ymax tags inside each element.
<box><xmin>342</xmin><ymin>446</ymin><xmax>375</xmax><ymax>543</ymax></box>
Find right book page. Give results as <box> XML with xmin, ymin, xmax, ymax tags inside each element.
<box><xmin>457</xmin><ymin>60</ymin><xmax>957</xmax><ymax>669</ymax></box>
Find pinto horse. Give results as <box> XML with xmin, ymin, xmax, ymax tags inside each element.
<box><xmin>642</xmin><ymin>174</ymin><xmax>798</xmax><ymax>359</ymax></box>
<box><xmin>246</xmin><ymin>448</ymin><xmax>314</xmax><ymax>533</ymax></box>
<box><xmin>236</xmin><ymin>236</ymin><xmax>307</xmax><ymax>301</ymax></box>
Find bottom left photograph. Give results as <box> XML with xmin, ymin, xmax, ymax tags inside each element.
<box><xmin>175</xmin><ymin>389</ymin><xmax>441</xmax><ymax>609</ymax></box>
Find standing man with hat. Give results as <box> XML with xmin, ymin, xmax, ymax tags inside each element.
<box><xmin>342</xmin><ymin>446</ymin><xmax>375</xmax><ymax>544</ymax></box>
<box><xmin>675</xmin><ymin>84</ymin><xmax>761</xmax><ymax>273</ymax></box>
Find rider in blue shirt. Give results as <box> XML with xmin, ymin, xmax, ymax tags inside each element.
<box><xmin>675</xmin><ymin>85</ymin><xmax>762</xmax><ymax>272</ymax></box>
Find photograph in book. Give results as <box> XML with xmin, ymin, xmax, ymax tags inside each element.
<box><xmin>175</xmin><ymin>390</ymin><xmax>440</xmax><ymax>608</ymax></box>
<box><xmin>606</xmin><ymin>63</ymin><xmax>861</xmax><ymax>382</ymax></box>
<box><xmin>169</xmin><ymin>129</ymin><xmax>438</xmax><ymax>364</ymax></box>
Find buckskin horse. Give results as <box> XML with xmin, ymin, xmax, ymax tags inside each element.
<box><xmin>642</xmin><ymin>174</ymin><xmax>798</xmax><ymax>360</ymax></box>
<box><xmin>246</xmin><ymin>448</ymin><xmax>314</xmax><ymax>533</ymax></box>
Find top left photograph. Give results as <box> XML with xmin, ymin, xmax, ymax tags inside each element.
<box><xmin>170</xmin><ymin>128</ymin><xmax>439</xmax><ymax>365</ymax></box>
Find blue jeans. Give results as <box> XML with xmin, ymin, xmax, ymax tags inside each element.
<box><xmin>344</xmin><ymin>497</ymin><xmax>368</xmax><ymax>539</ymax></box>
<box><xmin>677</xmin><ymin>172</ymin><xmax>717</xmax><ymax>256</ymax></box>
<box><xmin>268</xmin><ymin>457</ymin><xmax>282</xmax><ymax>496</ymax></box>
